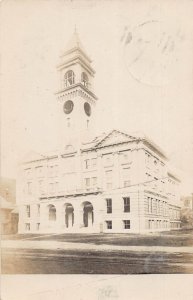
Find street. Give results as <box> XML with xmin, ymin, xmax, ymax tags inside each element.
<box><xmin>2</xmin><ymin>229</ymin><xmax>193</xmax><ymax>274</ymax></box>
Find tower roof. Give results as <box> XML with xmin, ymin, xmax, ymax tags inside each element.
<box><xmin>61</xmin><ymin>30</ymin><xmax>91</xmax><ymax>62</ymax></box>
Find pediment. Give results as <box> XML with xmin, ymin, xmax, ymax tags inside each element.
<box><xmin>94</xmin><ymin>130</ymin><xmax>137</xmax><ymax>148</ymax></box>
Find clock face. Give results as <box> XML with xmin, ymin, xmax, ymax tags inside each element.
<box><xmin>84</xmin><ymin>102</ymin><xmax>91</xmax><ymax>117</ymax></box>
<box><xmin>63</xmin><ymin>100</ymin><xmax>74</xmax><ymax>114</ymax></box>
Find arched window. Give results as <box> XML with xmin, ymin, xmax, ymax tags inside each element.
<box><xmin>64</xmin><ymin>70</ymin><xmax>75</xmax><ymax>87</ymax></box>
<box><xmin>48</xmin><ymin>205</ymin><xmax>56</xmax><ymax>221</ymax></box>
<box><xmin>81</xmin><ymin>72</ymin><xmax>89</xmax><ymax>88</ymax></box>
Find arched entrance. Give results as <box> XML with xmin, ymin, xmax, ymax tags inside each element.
<box><xmin>81</xmin><ymin>201</ymin><xmax>94</xmax><ymax>227</ymax></box>
<box><xmin>64</xmin><ymin>203</ymin><xmax>74</xmax><ymax>228</ymax></box>
<box><xmin>48</xmin><ymin>204</ymin><xmax>56</xmax><ymax>221</ymax></box>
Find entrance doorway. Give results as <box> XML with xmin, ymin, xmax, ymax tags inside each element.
<box><xmin>82</xmin><ymin>201</ymin><xmax>94</xmax><ymax>227</ymax></box>
<box><xmin>64</xmin><ymin>203</ymin><xmax>74</xmax><ymax>228</ymax></box>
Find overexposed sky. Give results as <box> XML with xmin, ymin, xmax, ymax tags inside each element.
<box><xmin>1</xmin><ymin>0</ymin><xmax>193</xmax><ymax>194</ymax></box>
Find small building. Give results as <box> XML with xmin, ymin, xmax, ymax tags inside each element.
<box><xmin>16</xmin><ymin>31</ymin><xmax>181</xmax><ymax>234</ymax></box>
<box><xmin>0</xmin><ymin>196</ymin><xmax>18</xmax><ymax>234</ymax></box>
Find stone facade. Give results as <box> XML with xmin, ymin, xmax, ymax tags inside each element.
<box><xmin>17</xmin><ymin>32</ymin><xmax>181</xmax><ymax>234</ymax></box>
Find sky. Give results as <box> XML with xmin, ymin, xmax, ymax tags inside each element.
<box><xmin>1</xmin><ymin>0</ymin><xmax>193</xmax><ymax>194</ymax></box>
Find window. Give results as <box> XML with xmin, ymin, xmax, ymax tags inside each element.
<box><xmin>145</xmin><ymin>152</ymin><xmax>151</xmax><ymax>165</ymax></box>
<box><xmin>64</xmin><ymin>70</ymin><xmax>75</xmax><ymax>87</ymax></box>
<box><xmin>36</xmin><ymin>166</ymin><xmax>43</xmax><ymax>177</ymax></box>
<box><xmin>38</xmin><ymin>180</ymin><xmax>44</xmax><ymax>194</ymax></box>
<box><xmin>49</xmin><ymin>182</ymin><xmax>54</xmax><ymax>193</ymax></box>
<box><xmin>120</xmin><ymin>151</ymin><xmax>131</xmax><ymax>164</ymax></box>
<box><xmin>106</xmin><ymin>198</ymin><xmax>112</xmax><ymax>213</ymax></box>
<box><xmin>27</xmin><ymin>182</ymin><xmax>32</xmax><ymax>195</ymax></box>
<box><xmin>106</xmin><ymin>221</ymin><xmax>112</xmax><ymax>229</ymax></box>
<box><xmin>85</xmin><ymin>178</ymin><xmax>90</xmax><ymax>189</ymax></box>
<box><xmin>48</xmin><ymin>205</ymin><xmax>56</xmax><ymax>221</ymax></box>
<box><xmin>85</xmin><ymin>159</ymin><xmax>91</xmax><ymax>169</ymax></box>
<box><xmin>103</xmin><ymin>154</ymin><xmax>113</xmax><ymax>167</ymax></box>
<box><xmin>85</xmin><ymin>158</ymin><xmax>97</xmax><ymax>169</ymax></box>
<box><xmin>26</xmin><ymin>205</ymin><xmax>30</xmax><ymax>218</ymax></box>
<box><xmin>36</xmin><ymin>223</ymin><xmax>40</xmax><ymax>231</ymax></box>
<box><xmin>122</xmin><ymin>167</ymin><xmax>131</xmax><ymax>187</ymax></box>
<box><xmin>25</xmin><ymin>168</ymin><xmax>32</xmax><ymax>178</ymax></box>
<box><xmin>25</xmin><ymin>223</ymin><xmax>30</xmax><ymax>231</ymax></box>
<box><xmin>92</xmin><ymin>177</ymin><xmax>97</xmax><ymax>188</ymax></box>
<box><xmin>158</xmin><ymin>200</ymin><xmax>161</xmax><ymax>215</ymax></box>
<box><xmin>147</xmin><ymin>197</ymin><xmax>151</xmax><ymax>213</ymax></box>
<box><xmin>81</xmin><ymin>72</ymin><xmax>89</xmax><ymax>88</ymax></box>
<box><xmin>123</xmin><ymin>220</ymin><xmax>130</xmax><ymax>229</ymax></box>
<box><xmin>67</xmin><ymin>118</ymin><xmax>71</xmax><ymax>128</ymax></box>
<box><xmin>123</xmin><ymin>197</ymin><xmax>130</xmax><ymax>212</ymax></box>
<box><xmin>153</xmin><ymin>177</ymin><xmax>158</xmax><ymax>190</ymax></box>
<box><xmin>147</xmin><ymin>197</ymin><xmax>153</xmax><ymax>214</ymax></box>
<box><xmin>84</xmin><ymin>177</ymin><xmax>97</xmax><ymax>190</ymax></box>
<box><xmin>92</xmin><ymin>158</ymin><xmax>97</xmax><ymax>168</ymax></box>
<box><xmin>37</xmin><ymin>204</ymin><xmax>40</xmax><ymax>217</ymax></box>
<box><xmin>49</xmin><ymin>165</ymin><xmax>58</xmax><ymax>177</ymax></box>
<box><xmin>105</xmin><ymin>170</ymin><xmax>113</xmax><ymax>189</ymax></box>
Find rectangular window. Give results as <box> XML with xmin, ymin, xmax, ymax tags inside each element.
<box><xmin>25</xmin><ymin>223</ymin><xmax>30</xmax><ymax>231</ymax></box>
<box><xmin>25</xmin><ymin>168</ymin><xmax>32</xmax><ymax>178</ymax></box>
<box><xmin>49</xmin><ymin>182</ymin><xmax>54</xmax><ymax>193</ymax></box>
<box><xmin>36</xmin><ymin>166</ymin><xmax>43</xmax><ymax>177</ymax></box>
<box><xmin>105</xmin><ymin>170</ymin><xmax>113</xmax><ymax>189</ymax></box>
<box><xmin>85</xmin><ymin>159</ymin><xmax>90</xmax><ymax>169</ymax></box>
<box><xmin>38</xmin><ymin>180</ymin><xmax>44</xmax><ymax>194</ymax></box>
<box><xmin>27</xmin><ymin>182</ymin><xmax>32</xmax><ymax>195</ymax></box>
<box><xmin>36</xmin><ymin>223</ymin><xmax>40</xmax><ymax>231</ymax></box>
<box><xmin>120</xmin><ymin>150</ymin><xmax>131</xmax><ymax>164</ymax></box>
<box><xmin>103</xmin><ymin>154</ymin><xmax>113</xmax><ymax>167</ymax></box>
<box><xmin>84</xmin><ymin>158</ymin><xmax>97</xmax><ymax>169</ymax></box>
<box><xmin>26</xmin><ymin>205</ymin><xmax>30</xmax><ymax>218</ymax></box>
<box><xmin>145</xmin><ymin>152</ymin><xmax>151</xmax><ymax>165</ymax></box>
<box><xmin>49</xmin><ymin>165</ymin><xmax>58</xmax><ymax>177</ymax></box>
<box><xmin>148</xmin><ymin>197</ymin><xmax>152</xmax><ymax>214</ymax></box>
<box><xmin>92</xmin><ymin>158</ymin><xmax>97</xmax><ymax>168</ymax></box>
<box><xmin>37</xmin><ymin>204</ymin><xmax>40</xmax><ymax>217</ymax></box>
<box><xmin>122</xmin><ymin>167</ymin><xmax>131</xmax><ymax>187</ymax></box>
<box><xmin>92</xmin><ymin>177</ymin><xmax>97</xmax><ymax>187</ymax></box>
<box><xmin>154</xmin><ymin>177</ymin><xmax>158</xmax><ymax>189</ymax></box>
<box><xmin>85</xmin><ymin>178</ymin><xmax>90</xmax><ymax>189</ymax></box>
<box><xmin>106</xmin><ymin>198</ymin><xmax>112</xmax><ymax>213</ymax></box>
<box><xmin>106</xmin><ymin>221</ymin><xmax>112</xmax><ymax>229</ymax></box>
<box><xmin>123</xmin><ymin>220</ymin><xmax>130</xmax><ymax>229</ymax></box>
<box><xmin>123</xmin><ymin>197</ymin><xmax>130</xmax><ymax>212</ymax></box>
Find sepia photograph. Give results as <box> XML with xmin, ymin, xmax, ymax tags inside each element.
<box><xmin>1</xmin><ymin>0</ymin><xmax>193</xmax><ymax>298</ymax></box>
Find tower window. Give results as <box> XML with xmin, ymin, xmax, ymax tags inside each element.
<box><xmin>64</xmin><ymin>70</ymin><xmax>75</xmax><ymax>87</ymax></box>
<box><xmin>81</xmin><ymin>72</ymin><xmax>89</xmax><ymax>88</ymax></box>
<box><xmin>67</xmin><ymin>118</ymin><xmax>71</xmax><ymax>127</ymax></box>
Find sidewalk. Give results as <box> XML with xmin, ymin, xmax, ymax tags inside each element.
<box><xmin>2</xmin><ymin>239</ymin><xmax>193</xmax><ymax>253</ymax></box>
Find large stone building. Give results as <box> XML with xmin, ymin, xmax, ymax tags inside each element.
<box><xmin>17</xmin><ymin>32</ymin><xmax>181</xmax><ymax>234</ymax></box>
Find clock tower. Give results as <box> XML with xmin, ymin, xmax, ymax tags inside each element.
<box><xmin>56</xmin><ymin>30</ymin><xmax>97</xmax><ymax>147</ymax></box>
